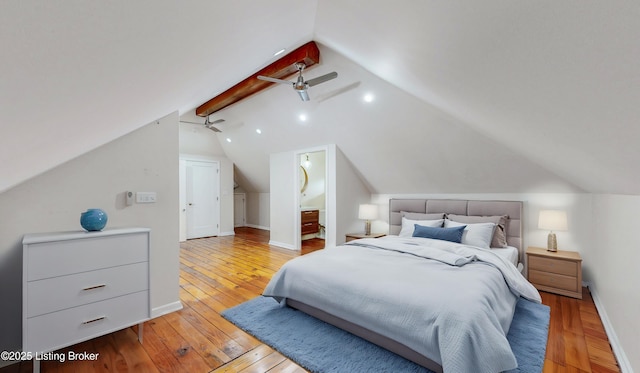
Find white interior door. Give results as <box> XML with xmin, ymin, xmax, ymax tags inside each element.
<box><xmin>186</xmin><ymin>160</ymin><xmax>219</xmax><ymax>239</ymax></box>
<box><xmin>234</xmin><ymin>193</ymin><xmax>246</xmax><ymax>227</ymax></box>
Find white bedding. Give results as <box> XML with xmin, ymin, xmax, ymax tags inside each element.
<box><xmin>263</xmin><ymin>236</ymin><xmax>541</xmax><ymax>373</ymax></box>
<box><xmin>492</xmin><ymin>245</ymin><xmax>519</xmax><ymax>266</ymax></box>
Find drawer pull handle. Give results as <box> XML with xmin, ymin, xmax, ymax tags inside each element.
<box><xmin>82</xmin><ymin>284</ymin><xmax>106</xmax><ymax>291</ymax></box>
<box><xmin>82</xmin><ymin>316</ymin><xmax>105</xmax><ymax>325</ymax></box>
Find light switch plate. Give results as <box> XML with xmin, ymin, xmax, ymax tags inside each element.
<box><xmin>136</xmin><ymin>192</ymin><xmax>157</xmax><ymax>203</ymax></box>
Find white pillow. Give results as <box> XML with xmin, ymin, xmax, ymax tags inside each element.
<box><xmin>444</xmin><ymin>220</ymin><xmax>495</xmax><ymax>249</ymax></box>
<box><xmin>399</xmin><ymin>217</ymin><xmax>444</xmax><ymax>237</ymax></box>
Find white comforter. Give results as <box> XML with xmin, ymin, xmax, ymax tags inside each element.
<box><xmin>263</xmin><ymin>236</ymin><xmax>541</xmax><ymax>373</ymax></box>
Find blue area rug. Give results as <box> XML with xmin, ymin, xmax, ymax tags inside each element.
<box><xmin>222</xmin><ymin>296</ymin><xmax>550</xmax><ymax>373</ymax></box>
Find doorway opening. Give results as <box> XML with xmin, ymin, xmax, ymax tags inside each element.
<box><xmin>298</xmin><ymin>150</ymin><xmax>326</xmax><ymax>250</ymax></box>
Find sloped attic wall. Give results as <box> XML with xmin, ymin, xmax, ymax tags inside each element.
<box><xmin>205</xmin><ymin>44</ymin><xmax>583</xmax><ymax>196</ymax></box>
<box><xmin>314</xmin><ymin>1</ymin><xmax>640</xmax><ymax>195</ymax></box>
<box><xmin>0</xmin><ymin>0</ymin><xmax>317</xmax><ymax>194</ymax></box>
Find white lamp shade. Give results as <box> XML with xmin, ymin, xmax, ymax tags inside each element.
<box><xmin>538</xmin><ymin>210</ymin><xmax>568</xmax><ymax>231</ymax></box>
<box><xmin>358</xmin><ymin>204</ymin><xmax>378</xmax><ymax>220</ymax></box>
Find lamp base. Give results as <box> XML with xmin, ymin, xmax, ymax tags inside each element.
<box><xmin>364</xmin><ymin>220</ymin><xmax>371</xmax><ymax>236</ymax></box>
<box><xmin>547</xmin><ymin>232</ymin><xmax>558</xmax><ymax>252</ymax></box>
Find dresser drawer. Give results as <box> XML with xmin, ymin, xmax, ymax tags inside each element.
<box><xmin>529</xmin><ymin>269</ymin><xmax>579</xmax><ymax>292</ymax></box>
<box><xmin>26</xmin><ymin>262</ymin><xmax>149</xmax><ymax>317</ymax></box>
<box><xmin>24</xmin><ymin>291</ymin><xmax>149</xmax><ymax>353</ymax></box>
<box><xmin>25</xmin><ymin>232</ymin><xmax>148</xmax><ymax>281</ymax></box>
<box><xmin>528</xmin><ymin>255</ymin><xmax>578</xmax><ymax>277</ymax></box>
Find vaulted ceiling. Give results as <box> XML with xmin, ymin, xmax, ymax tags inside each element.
<box><xmin>2</xmin><ymin>1</ymin><xmax>639</xmax><ymax>195</ymax></box>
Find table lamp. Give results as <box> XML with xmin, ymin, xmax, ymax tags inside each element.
<box><xmin>538</xmin><ymin>210</ymin><xmax>568</xmax><ymax>252</ymax></box>
<box><xmin>358</xmin><ymin>204</ymin><xmax>377</xmax><ymax>236</ymax></box>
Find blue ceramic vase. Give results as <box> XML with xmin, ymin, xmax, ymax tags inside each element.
<box><xmin>80</xmin><ymin>208</ymin><xmax>108</xmax><ymax>231</ymax></box>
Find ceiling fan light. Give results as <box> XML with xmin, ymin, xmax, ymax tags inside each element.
<box><xmin>297</xmin><ymin>89</ymin><xmax>310</xmax><ymax>101</ymax></box>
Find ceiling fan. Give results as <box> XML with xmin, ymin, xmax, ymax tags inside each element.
<box><xmin>258</xmin><ymin>62</ymin><xmax>338</xmax><ymax>101</ymax></box>
<box><xmin>179</xmin><ymin>117</ymin><xmax>225</xmax><ymax>132</ymax></box>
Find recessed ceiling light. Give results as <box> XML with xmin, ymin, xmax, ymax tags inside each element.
<box><xmin>273</xmin><ymin>48</ymin><xmax>286</xmax><ymax>57</ymax></box>
<box><xmin>299</xmin><ymin>114</ymin><xmax>307</xmax><ymax>122</ymax></box>
<box><xmin>363</xmin><ymin>93</ymin><xmax>375</xmax><ymax>103</ymax></box>
<box><xmin>256</xmin><ymin>129</ymin><xmax>262</xmax><ymax>134</ymax></box>
<box><xmin>226</xmin><ymin>138</ymin><xmax>231</xmax><ymax>143</ymax></box>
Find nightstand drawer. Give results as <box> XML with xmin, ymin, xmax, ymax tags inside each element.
<box><xmin>528</xmin><ymin>255</ymin><xmax>578</xmax><ymax>277</ymax></box>
<box><xmin>529</xmin><ymin>269</ymin><xmax>579</xmax><ymax>292</ymax></box>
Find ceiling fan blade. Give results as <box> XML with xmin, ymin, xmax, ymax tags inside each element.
<box><xmin>257</xmin><ymin>75</ymin><xmax>292</xmax><ymax>85</ymax></box>
<box><xmin>204</xmin><ymin>117</ymin><xmax>224</xmax><ymax>132</ymax></box>
<box><xmin>306</xmin><ymin>71</ymin><xmax>338</xmax><ymax>87</ymax></box>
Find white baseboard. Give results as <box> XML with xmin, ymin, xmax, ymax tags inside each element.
<box><xmin>151</xmin><ymin>300</ymin><xmax>183</xmax><ymax>318</ymax></box>
<box><xmin>0</xmin><ymin>301</ymin><xmax>183</xmax><ymax>369</ymax></box>
<box><xmin>219</xmin><ymin>231</ymin><xmax>235</xmax><ymax>237</ymax></box>
<box><xmin>587</xmin><ymin>283</ymin><xmax>633</xmax><ymax>373</ymax></box>
<box><xmin>268</xmin><ymin>240</ymin><xmax>298</xmax><ymax>251</ymax></box>
<box><xmin>0</xmin><ymin>302</ymin><xmax>184</xmax><ymax>370</ymax></box>
<box><xmin>246</xmin><ymin>224</ymin><xmax>270</xmax><ymax>231</ymax></box>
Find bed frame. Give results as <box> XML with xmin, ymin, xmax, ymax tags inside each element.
<box><xmin>388</xmin><ymin>198</ymin><xmax>524</xmax><ymax>262</ymax></box>
<box><xmin>287</xmin><ymin>198</ymin><xmax>524</xmax><ymax>372</ymax></box>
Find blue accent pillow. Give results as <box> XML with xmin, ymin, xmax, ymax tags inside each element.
<box><xmin>412</xmin><ymin>224</ymin><xmax>466</xmax><ymax>243</ymax></box>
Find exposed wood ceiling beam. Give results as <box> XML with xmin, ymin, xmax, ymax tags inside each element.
<box><xmin>196</xmin><ymin>41</ymin><xmax>320</xmax><ymax>117</ymax></box>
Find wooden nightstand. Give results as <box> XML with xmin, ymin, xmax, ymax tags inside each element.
<box><xmin>526</xmin><ymin>246</ymin><xmax>582</xmax><ymax>299</ymax></box>
<box><xmin>345</xmin><ymin>233</ymin><xmax>386</xmax><ymax>242</ymax></box>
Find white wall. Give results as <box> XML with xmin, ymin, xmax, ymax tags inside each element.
<box><xmin>178</xmin><ymin>120</ymin><xmax>227</xmax><ymax>157</ymax></box>
<box><xmin>335</xmin><ymin>148</ymin><xmax>373</xmax><ymax>244</ymax></box>
<box><xmin>246</xmin><ymin>192</ymin><xmax>270</xmax><ymax>230</ymax></box>
<box><xmin>0</xmin><ymin>112</ymin><xmax>181</xmax><ymax>356</ymax></box>
<box><xmin>269</xmin><ymin>151</ymin><xmax>297</xmax><ymax>249</ymax></box>
<box><xmin>590</xmin><ymin>194</ymin><xmax>638</xmax><ymax>373</ymax></box>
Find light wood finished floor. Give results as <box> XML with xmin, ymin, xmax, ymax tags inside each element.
<box><xmin>2</xmin><ymin>227</ymin><xmax>620</xmax><ymax>373</ymax></box>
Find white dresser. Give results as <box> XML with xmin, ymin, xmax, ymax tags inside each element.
<box><xmin>22</xmin><ymin>228</ymin><xmax>150</xmax><ymax>372</ymax></box>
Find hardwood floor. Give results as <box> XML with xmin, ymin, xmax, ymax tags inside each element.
<box><xmin>2</xmin><ymin>227</ymin><xmax>619</xmax><ymax>373</ymax></box>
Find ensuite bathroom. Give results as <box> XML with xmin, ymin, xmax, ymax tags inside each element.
<box><xmin>299</xmin><ymin>150</ymin><xmax>326</xmax><ymax>243</ymax></box>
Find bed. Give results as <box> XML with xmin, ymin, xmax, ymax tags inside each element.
<box><xmin>263</xmin><ymin>199</ymin><xmax>541</xmax><ymax>373</ymax></box>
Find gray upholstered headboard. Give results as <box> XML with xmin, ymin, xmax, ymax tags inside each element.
<box><xmin>389</xmin><ymin>199</ymin><xmax>524</xmax><ymax>260</ymax></box>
